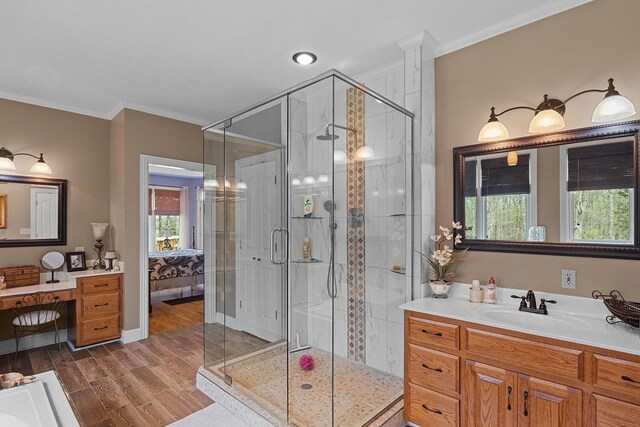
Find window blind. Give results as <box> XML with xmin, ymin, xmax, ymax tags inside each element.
<box><xmin>567</xmin><ymin>140</ymin><xmax>634</xmax><ymax>191</ymax></box>
<box><xmin>481</xmin><ymin>154</ymin><xmax>530</xmax><ymax>196</ymax></box>
<box><xmin>464</xmin><ymin>160</ymin><xmax>477</xmax><ymax>197</ymax></box>
<box><xmin>150</xmin><ymin>188</ymin><xmax>181</xmax><ymax>215</ymax></box>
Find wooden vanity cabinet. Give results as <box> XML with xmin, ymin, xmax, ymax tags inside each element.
<box><xmin>69</xmin><ymin>273</ymin><xmax>123</xmax><ymax>347</ymax></box>
<box><xmin>404</xmin><ymin>310</ymin><xmax>640</xmax><ymax>427</ymax></box>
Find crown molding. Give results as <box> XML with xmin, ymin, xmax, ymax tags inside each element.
<box><xmin>106</xmin><ymin>101</ymin><xmax>208</xmax><ymax>126</ymax></box>
<box><xmin>434</xmin><ymin>0</ymin><xmax>593</xmax><ymax>57</ymax></box>
<box><xmin>0</xmin><ymin>89</ymin><xmax>110</xmax><ymax>120</ymax></box>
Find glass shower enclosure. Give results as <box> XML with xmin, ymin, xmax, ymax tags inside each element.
<box><xmin>203</xmin><ymin>70</ymin><xmax>413</xmax><ymax>426</ymax></box>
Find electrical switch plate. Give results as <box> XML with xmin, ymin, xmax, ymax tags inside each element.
<box><xmin>75</xmin><ymin>247</ymin><xmax>85</xmax><ymax>252</ymax></box>
<box><xmin>562</xmin><ymin>269</ymin><xmax>576</xmax><ymax>289</ymax></box>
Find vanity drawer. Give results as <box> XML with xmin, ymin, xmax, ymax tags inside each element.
<box><xmin>408</xmin><ymin>315</ymin><xmax>459</xmax><ymax>350</ymax></box>
<box><xmin>81</xmin><ymin>292</ymin><xmax>120</xmax><ymax>318</ymax></box>
<box><xmin>0</xmin><ymin>290</ymin><xmax>73</xmax><ymax>310</ymax></box>
<box><xmin>466</xmin><ymin>328</ymin><xmax>583</xmax><ymax>380</ymax></box>
<box><xmin>78</xmin><ymin>315</ymin><xmax>120</xmax><ymax>345</ymax></box>
<box><xmin>79</xmin><ymin>275</ymin><xmax>120</xmax><ymax>295</ymax></box>
<box><xmin>408</xmin><ymin>344</ymin><xmax>459</xmax><ymax>394</ymax></box>
<box><xmin>593</xmin><ymin>394</ymin><xmax>640</xmax><ymax>427</ymax></box>
<box><xmin>406</xmin><ymin>382</ymin><xmax>459</xmax><ymax>427</ymax></box>
<box><xmin>593</xmin><ymin>354</ymin><xmax>640</xmax><ymax>400</ymax></box>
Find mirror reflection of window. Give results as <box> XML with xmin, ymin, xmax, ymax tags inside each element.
<box><xmin>561</xmin><ymin>139</ymin><xmax>634</xmax><ymax>244</ymax></box>
<box><xmin>465</xmin><ymin>152</ymin><xmax>536</xmax><ymax>241</ymax></box>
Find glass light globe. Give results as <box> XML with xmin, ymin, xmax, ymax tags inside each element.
<box><xmin>478</xmin><ymin>121</ymin><xmax>509</xmax><ymax>142</ymax></box>
<box><xmin>205</xmin><ymin>178</ymin><xmax>219</xmax><ymax>188</ymax></box>
<box><xmin>592</xmin><ymin>95</ymin><xmax>636</xmax><ymax>123</ymax></box>
<box><xmin>0</xmin><ymin>157</ymin><xmax>16</xmax><ymax>170</ymax></box>
<box><xmin>333</xmin><ymin>150</ymin><xmax>347</xmax><ymax>163</ymax></box>
<box><xmin>236</xmin><ymin>181</ymin><xmax>247</xmax><ymax>190</ymax></box>
<box><xmin>302</xmin><ymin>176</ymin><xmax>316</xmax><ymax>185</ymax></box>
<box><xmin>30</xmin><ymin>160</ymin><xmax>52</xmax><ymax>174</ymax></box>
<box><xmin>528</xmin><ymin>109</ymin><xmax>565</xmax><ymax>133</ymax></box>
<box><xmin>291</xmin><ymin>178</ymin><xmax>301</xmax><ymax>186</ymax></box>
<box><xmin>355</xmin><ymin>146</ymin><xmax>375</xmax><ymax>161</ymax></box>
<box><xmin>317</xmin><ymin>175</ymin><xmax>329</xmax><ymax>183</ymax></box>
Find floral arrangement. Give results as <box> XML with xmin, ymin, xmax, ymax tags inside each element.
<box><xmin>422</xmin><ymin>221</ymin><xmax>466</xmax><ymax>282</ymax></box>
<box><xmin>299</xmin><ymin>354</ymin><xmax>315</xmax><ymax>371</ymax></box>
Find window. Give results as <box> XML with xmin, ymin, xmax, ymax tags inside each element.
<box><xmin>561</xmin><ymin>140</ymin><xmax>634</xmax><ymax>244</ymax></box>
<box><xmin>149</xmin><ymin>187</ymin><xmax>182</xmax><ymax>250</ymax></box>
<box><xmin>465</xmin><ymin>151</ymin><xmax>536</xmax><ymax>240</ymax></box>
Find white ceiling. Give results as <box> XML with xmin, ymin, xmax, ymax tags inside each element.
<box><xmin>0</xmin><ymin>0</ymin><xmax>590</xmax><ymax>125</ymax></box>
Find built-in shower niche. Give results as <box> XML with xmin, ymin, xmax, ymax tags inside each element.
<box><xmin>201</xmin><ymin>70</ymin><xmax>412</xmax><ymax>426</ymax></box>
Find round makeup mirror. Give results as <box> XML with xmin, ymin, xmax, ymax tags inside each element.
<box><xmin>41</xmin><ymin>251</ymin><xmax>64</xmax><ymax>284</ymax></box>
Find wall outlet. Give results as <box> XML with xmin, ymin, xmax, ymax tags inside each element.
<box><xmin>562</xmin><ymin>269</ymin><xmax>576</xmax><ymax>289</ymax></box>
<box><xmin>75</xmin><ymin>247</ymin><xmax>85</xmax><ymax>252</ymax></box>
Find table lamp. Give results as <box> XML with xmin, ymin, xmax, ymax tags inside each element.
<box><xmin>91</xmin><ymin>222</ymin><xmax>109</xmax><ymax>269</ymax></box>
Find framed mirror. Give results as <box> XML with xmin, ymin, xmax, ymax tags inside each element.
<box><xmin>0</xmin><ymin>175</ymin><xmax>67</xmax><ymax>247</ymax></box>
<box><xmin>453</xmin><ymin>120</ymin><xmax>640</xmax><ymax>259</ymax></box>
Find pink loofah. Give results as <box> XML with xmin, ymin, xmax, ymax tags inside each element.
<box><xmin>299</xmin><ymin>354</ymin><xmax>315</xmax><ymax>371</ymax></box>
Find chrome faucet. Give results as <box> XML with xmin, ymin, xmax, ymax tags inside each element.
<box><xmin>511</xmin><ymin>290</ymin><xmax>557</xmax><ymax>315</ymax></box>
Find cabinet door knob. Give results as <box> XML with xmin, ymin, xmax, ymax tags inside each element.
<box><xmin>421</xmin><ymin>404</ymin><xmax>442</xmax><ymax>415</ymax></box>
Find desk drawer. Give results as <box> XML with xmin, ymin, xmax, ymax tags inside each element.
<box><xmin>78</xmin><ymin>315</ymin><xmax>120</xmax><ymax>345</ymax></box>
<box><xmin>79</xmin><ymin>275</ymin><xmax>120</xmax><ymax>295</ymax></box>
<box><xmin>466</xmin><ymin>328</ymin><xmax>583</xmax><ymax>380</ymax></box>
<box><xmin>407</xmin><ymin>383</ymin><xmax>459</xmax><ymax>427</ymax></box>
<box><xmin>0</xmin><ymin>290</ymin><xmax>73</xmax><ymax>310</ymax></box>
<box><xmin>408</xmin><ymin>344</ymin><xmax>459</xmax><ymax>394</ymax></box>
<box><xmin>81</xmin><ymin>292</ymin><xmax>119</xmax><ymax>318</ymax></box>
<box><xmin>594</xmin><ymin>354</ymin><xmax>640</xmax><ymax>400</ymax></box>
<box><xmin>408</xmin><ymin>315</ymin><xmax>459</xmax><ymax>350</ymax></box>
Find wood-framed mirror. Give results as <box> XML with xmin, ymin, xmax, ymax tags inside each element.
<box><xmin>0</xmin><ymin>175</ymin><xmax>67</xmax><ymax>247</ymax></box>
<box><xmin>453</xmin><ymin>120</ymin><xmax>640</xmax><ymax>259</ymax></box>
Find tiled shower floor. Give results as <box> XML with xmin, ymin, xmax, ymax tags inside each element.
<box><xmin>210</xmin><ymin>343</ymin><xmax>403</xmax><ymax>426</ymax></box>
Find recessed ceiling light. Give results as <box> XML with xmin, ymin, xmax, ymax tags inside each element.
<box><xmin>293</xmin><ymin>52</ymin><xmax>317</xmax><ymax>66</ymax></box>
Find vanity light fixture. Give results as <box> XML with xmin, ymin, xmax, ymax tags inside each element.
<box><xmin>333</xmin><ymin>150</ymin><xmax>347</xmax><ymax>163</ymax></box>
<box><xmin>355</xmin><ymin>146</ymin><xmax>375</xmax><ymax>161</ymax></box>
<box><xmin>302</xmin><ymin>176</ymin><xmax>316</xmax><ymax>185</ymax></box>
<box><xmin>0</xmin><ymin>147</ymin><xmax>52</xmax><ymax>174</ymax></box>
<box><xmin>292</xmin><ymin>52</ymin><xmax>317</xmax><ymax>66</ymax></box>
<box><xmin>236</xmin><ymin>181</ymin><xmax>247</xmax><ymax>190</ymax></box>
<box><xmin>478</xmin><ymin>78</ymin><xmax>636</xmax><ymax>142</ymax></box>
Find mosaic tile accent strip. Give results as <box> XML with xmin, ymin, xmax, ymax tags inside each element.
<box><xmin>346</xmin><ymin>87</ymin><xmax>366</xmax><ymax>363</ymax></box>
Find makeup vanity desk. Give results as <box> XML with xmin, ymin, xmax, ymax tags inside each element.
<box><xmin>0</xmin><ymin>270</ymin><xmax>123</xmax><ymax>348</ymax></box>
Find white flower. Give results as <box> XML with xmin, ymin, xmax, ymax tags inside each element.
<box><xmin>452</xmin><ymin>221</ymin><xmax>463</xmax><ymax>230</ymax></box>
<box><xmin>439</xmin><ymin>226</ymin><xmax>451</xmax><ymax>235</ymax></box>
<box><xmin>443</xmin><ymin>233</ymin><xmax>453</xmax><ymax>240</ymax></box>
<box><xmin>455</xmin><ymin>234</ymin><xmax>462</xmax><ymax>244</ymax></box>
<box><xmin>431</xmin><ymin>234</ymin><xmax>442</xmax><ymax>241</ymax></box>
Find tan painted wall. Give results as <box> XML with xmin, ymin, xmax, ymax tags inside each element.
<box><xmin>435</xmin><ymin>0</ymin><xmax>640</xmax><ymax>300</ymax></box>
<box><xmin>112</xmin><ymin>109</ymin><xmax>202</xmax><ymax>330</ymax></box>
<box><xmin>0</xmin><ymin>98</ymin><xmax>110</xmax><ymax>340</ymax></box>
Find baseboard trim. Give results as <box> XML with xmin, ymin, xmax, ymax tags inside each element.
<box><xmin>121</xmin><ymin>328</ymin><xmax>143</xmax><ymax>344</ymax></box>
<box><xmin>0</xmin><ymin>329</ymin><xmax>69</xmax><ymax>356</ymax></box>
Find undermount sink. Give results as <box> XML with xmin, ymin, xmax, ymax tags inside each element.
<box><xmin>483</xmin><ymin>309</ymin><xmax>591</xmax><ymax>332</ymax></box>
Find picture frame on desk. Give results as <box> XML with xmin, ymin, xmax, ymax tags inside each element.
<box><xmin>65</xmin><ymin>251</ymin><xmax>87</xmax><ymax>272</ymax></box>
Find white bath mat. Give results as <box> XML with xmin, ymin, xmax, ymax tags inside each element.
<box><xmin>169</xmin><ymin>403</ymin><xmax>248</xmax><ymax>427</ymax></box>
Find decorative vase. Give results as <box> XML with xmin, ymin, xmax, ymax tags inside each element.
<box><xmin>429</xmin><ymin>279</ymin><xmax>453</xmax><ymax>298</ymax></box>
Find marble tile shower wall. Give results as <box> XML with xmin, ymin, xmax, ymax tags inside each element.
<box><xmin>289</xmin><ymin>68</ymin><xmax>408</xmax><ymax>378</ymax></box>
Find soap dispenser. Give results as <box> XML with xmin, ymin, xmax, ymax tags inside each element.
<box><xmin>469</xmin><ymin>280</ymin><xmax>484</xmax><ymax>303</ymax></box>
<box><xmin>484</xmin><ymin>276</ymin><xmax>497</xmax><ymax>304</ymax></box>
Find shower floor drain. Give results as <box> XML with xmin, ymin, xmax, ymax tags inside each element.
<box><xmin>301</xmin><ymin>383</ymin><xmax>313</xmax><ymax>390</ymax></box>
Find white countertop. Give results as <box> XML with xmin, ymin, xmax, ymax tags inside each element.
<box><xmin>1</xmin><ymin>269</ymin><xmax>122</xmax><ymax>298</ymax></box>
<box><xmin>400</xmin><ymin>283</ymin><xmax>640</xmax><ymax>357</ymax></box>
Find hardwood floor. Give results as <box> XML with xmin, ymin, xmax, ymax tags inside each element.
<box><xmin>1</xmin><ymin>325</ymin><xmax>212</xmax><ymax>427</ymax></box>
<box><xmin>149</xmin><ymin>286</ymin><xmax>204</xmax><ymax>335</ymax></box>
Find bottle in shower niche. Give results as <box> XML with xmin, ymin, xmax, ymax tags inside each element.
<box><xmin>302</xmin><ymin>237</ymin><xmax>312</xmax><ymax>261</ymax></box>
<box><xmin>303</xmin><ymin>195</ymin><xmax>314</xmax><ymax>218</ymax></box>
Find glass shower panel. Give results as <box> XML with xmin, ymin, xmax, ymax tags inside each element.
<box><xmin>286</xmin><ymin>76</ymin><xmax>336</xmax><ymax>427</ymax></box>
<box><xmin>210</xmin><ymin>102</ymin><xmax>290</xmax><ymax>424</ymax></box>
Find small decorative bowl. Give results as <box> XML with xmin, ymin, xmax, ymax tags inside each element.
<box><xmin>429</xmin><ymin>280</ymin><xmax>453</xmax><ymax>298</ymax></box>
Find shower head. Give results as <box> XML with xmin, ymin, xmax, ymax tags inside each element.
<box><xmin>323</xmin><ymin>200</ymin><xmax>336</xmax><ymax>213</ymax></box>
<box><xmin>316</xmin><ymin>123</ymin><xmax>357</xmax><ymax>141</ymax></box>
<box><xmin>317</xmin><ymin>129</ymin><xmax>338</xmax><ymax>141</ymax></box>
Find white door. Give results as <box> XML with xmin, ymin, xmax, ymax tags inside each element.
<box><xmin>236</xmin><ymin>151</ymin><xmax>283</xmax><ymax>342</ymax></box>
<box><xmin>30</xmin><ymin>187</ymin><xmax>58</xmax><ymax>239</ymax></box>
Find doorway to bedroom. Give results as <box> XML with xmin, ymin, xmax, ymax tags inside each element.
<box><xmin>141</xmin><ymin>156</ymin><xmax>206</xmax><ymax>336</ymax></box>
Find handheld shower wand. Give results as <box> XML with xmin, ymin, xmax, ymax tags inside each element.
<box><xmin>324</xmin><ymin>200</ymin><xmax>338</xmax><ymax>299</ymax></box>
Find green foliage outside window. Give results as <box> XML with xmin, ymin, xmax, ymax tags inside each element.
<box><xmin>485</xmin><ymin>194</ymin><xmax>527</xmax><ymax>241</ymax></box>
<box><xmin>572</xmin><ymin>189</ymin><xmax>631</xmax><ymax>242</ymax></box>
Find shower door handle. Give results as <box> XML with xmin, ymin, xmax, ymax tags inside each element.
<box><xmin>270</xmin><ymin>227</ymin><xmax>289</xmax><ymax>265</ymax></box>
